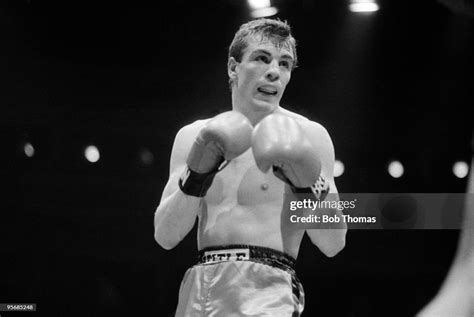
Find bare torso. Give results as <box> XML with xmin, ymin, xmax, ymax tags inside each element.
<box><xmin>197</xmin><ymin>148</ymin><xmax>304</xmax><ymax>258</ymax></box>
<box><xmin>193</xmin><ymin>109</ymin><xmax>314</xmax><ymax>259</ymax></box>
<box><xmin>155</xmin><ymin>108</ymin><xmax>343</xmax><ymax>259</ymax></box>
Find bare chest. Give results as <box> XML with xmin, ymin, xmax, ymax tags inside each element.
<box><xmin>197</xmin><ymin>150</ymin><xmax>302</xmax><ymax>255</ymax></box>
<box><xmin>204</xmin><ymin>150</ymin><xmax>284</xmax><ymax>208</ymax></box>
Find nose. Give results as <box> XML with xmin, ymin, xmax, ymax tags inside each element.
<box><xmin>265</xmin><ymin>60</ymin><xmax>280</xmax><ymax>82</ymax></box>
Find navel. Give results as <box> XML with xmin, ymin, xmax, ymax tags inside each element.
<box><xmin>260</xmin><ymin>183</ymin><xmax>269</xmax><ymax>191</ymax></box>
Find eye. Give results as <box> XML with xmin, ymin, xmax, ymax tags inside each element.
<box><xmin>280</xmin><ymin>61</ymin><xmax>291</xmax><ymax>69</ymax></box>
<box><xmin>256</xmin><ymin>55</ymin><xmax>270</xmax><ymax>63</ymax></box>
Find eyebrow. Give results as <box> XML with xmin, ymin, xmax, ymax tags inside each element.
<box><xmin>252</xmin><ymin>49</ymin><xmax>294</xmax><ymax>62</ymax></box>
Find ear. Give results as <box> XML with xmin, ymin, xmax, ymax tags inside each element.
<box><xmin>228</xmin><ymin>57</ymin><xmax>238</xmax><ymax>82</ymax></box>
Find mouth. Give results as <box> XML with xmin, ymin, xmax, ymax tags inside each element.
<box><xmin>257</xmin><ymin>86</ymin><xmax>278</xmax><ymax>96</ymax></box>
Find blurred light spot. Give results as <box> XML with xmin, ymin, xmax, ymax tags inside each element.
<box><xmin>388</xmin><ymin>160</ymin><xmax>404</xmax><ymax>178</ymax></box>
<box><xmin>140</xmin><ymin>149</ymin><xmax>154</xmax><ymax>166</ymax></box>
<box><xmin>349</xmin><ymin>0</ymin><xmax>379</xmax><ymax>12</ymax></box>
<box><xmin>380</xmin><ymin>195</ymin><xmax>418</xmax><ymax>229</ymax></box>
<box><xmin>248</xmin><ymin>0</ymin><xmax>270</xmax><ymax>10</ymax></box>
<box><xmin>85</xmin><ymin>145</ymin><xmax>100</xmax><ymax>163</ymax></box>
<box><xmin>24</xmin><ymin>142</ymin><xmax>35</xmax><ymax>157</ymax></box>
<box><xmin>334</xmin><ymin>160</ymin><xmax>345</xmax><ymax>177</ymax></box>
<box><xmin>453</xmin><ymin>161</ymin><xmax>469</xmax><ymax>178</ymax></box>
<box><xmin>250</xmin><ymin>7</ymin><xmax>278</xmax><ymax>18</ymax></box>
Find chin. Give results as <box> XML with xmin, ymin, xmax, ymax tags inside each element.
<box><xmin>252</xmin><ymin>99</ymin><xmax>278</xmax><ymax>113</ymax></box>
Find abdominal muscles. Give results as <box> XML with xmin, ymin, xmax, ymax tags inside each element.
<box><xmin>197</xmin><ymin>164</ymin><xmax>303</xmax><ymax>257</ymax></box>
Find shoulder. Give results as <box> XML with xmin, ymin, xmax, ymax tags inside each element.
<box><xmin>176</xmin><ymin>118</ymin><xmax>211</xmax><ymax>140</ymax></box>
<box><xmin>170</xmin><ymin>118</ymin><xmax>210</xmax><ymax>157</ymax></box>
<box><xmin>172</xmin><ymin>118</ymin><xmax>211</xmax><ymax>148</ymax></box>
<box><xmin>168</xmin><ymin>118</ymin><xmax>211</xmax><ymax>171</ymax></box>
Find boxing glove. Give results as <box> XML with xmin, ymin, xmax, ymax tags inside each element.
<box><xmin>179</xmin><ymin>111</ymin><xmax>253</xmax><ymax>197</ymax></box>
<box><xmin>252</xmin><ymin>113</ymin><xmax>329</xmax><ymax>199</ymax></box>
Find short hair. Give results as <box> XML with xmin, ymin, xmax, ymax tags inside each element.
<box><xmin>228</xmin><ymin>18</ymin><xmax>298</xmax><ymax>88</ymax></box>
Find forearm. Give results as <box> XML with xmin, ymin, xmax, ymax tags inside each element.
<box><xmin>305</xmin><ymin>207</ymin><xmax>347</xmax><ymax>257</ymax></box>
<box><xmin>154</xmin><ymin>189</ymin><xmax>202</xmax><ymax>249</ymax></box>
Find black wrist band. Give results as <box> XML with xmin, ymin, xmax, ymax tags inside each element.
<box><xmin>178</xmin><ymin>167</ymin><xmax>218</xmax><ymax>197</ymax></box>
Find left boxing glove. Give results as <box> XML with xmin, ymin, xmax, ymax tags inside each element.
<box><xmin>251</xmin><ymin>113</ymin><xmax>329</xmax><ymax>199</ymax></box>
<box><xmin>179</xmin><ymin>111</ymin><xmax>253</xmax><ymax>197</ymax></box>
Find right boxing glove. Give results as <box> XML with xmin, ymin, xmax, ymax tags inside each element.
<box><xmin>179</xmin><ymin>111</ymin><xmax>253</xmax><ymax>197</ymax></box>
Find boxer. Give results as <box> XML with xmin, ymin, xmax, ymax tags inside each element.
<box><xmin>154</xmin><ymin>18</ymin><xmax>347</xmax><ymax>316</ymax></box>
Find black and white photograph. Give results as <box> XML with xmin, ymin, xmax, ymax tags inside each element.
<box><xmin>1</xmin><ymin>0</ymin><xmax>473</xmax><ymax>316</ymax></box>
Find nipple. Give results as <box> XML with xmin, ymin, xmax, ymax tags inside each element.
<box><xmin>261</xmin><ymin>183</ymin><xmax>269</xmax><ymax>191</ymax></box>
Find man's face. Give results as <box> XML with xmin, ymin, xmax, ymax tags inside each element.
<box><xmin>229</xmin><ymin>37</ymin><xmax>294</xmax><ymax>114</ymax></box>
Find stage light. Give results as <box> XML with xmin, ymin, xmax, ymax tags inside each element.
<box><xmin>250</xmin><ymin>7</ymin><xmax>278</xmax><ymax>18</ymax></box>
<box><xmin>334</xmin><ymin>160</ymin><xmax>345</xmax><ymax>177</ymax></box>
<box><xmin>248</xmin><ymin>0</ymin><xmax>271</xmax><ymax>10</ymax></box>
<box><xmin>349</xmin><ymin>0</ymin><xmax>379</xmax><ymax>13</ymax></box>
<box><xmin>84</xmin><ymin>145</ymin><xmax>100</xmax><ymax>163</ymax></box>
<box><xmin>248</xmin><ymin>0</ymin><xmax>277</xmax><ymax>18</ymax></box>
<box><xmin>388</xmin><ymin>160</ymin><xmax>404</xmax><ymax>178</ymax></box>
<box><xmin>24</xmin><ymin>142</ymin><xmax>35</xmax><ymax>158</ymax></box>
<box><xmin>452</xmin><ymin>161</ymin><xmax>469</xmax><ymax>179</ymax></box>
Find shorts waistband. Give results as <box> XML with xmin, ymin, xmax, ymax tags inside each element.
<box><xmin>197</xmin><ymin>244</ymin><xmax>296</xmax><ymax>271</ymax></box>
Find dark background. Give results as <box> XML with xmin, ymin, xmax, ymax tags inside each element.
<box><xmin>1</xmin><ymin>0</ymin><xmax>473</xmax><ymax>316</ymax></box>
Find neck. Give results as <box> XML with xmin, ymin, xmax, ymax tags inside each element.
<box><xmin>231</xmin><ymin>90</ymin><xmax>279</xmax><ymax>126</ymax></box>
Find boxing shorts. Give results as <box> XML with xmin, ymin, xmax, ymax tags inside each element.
<box><xmin>175</xmin><ymin>244</ymin><xmax>305</xmax><ymax>317</ymax></box>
